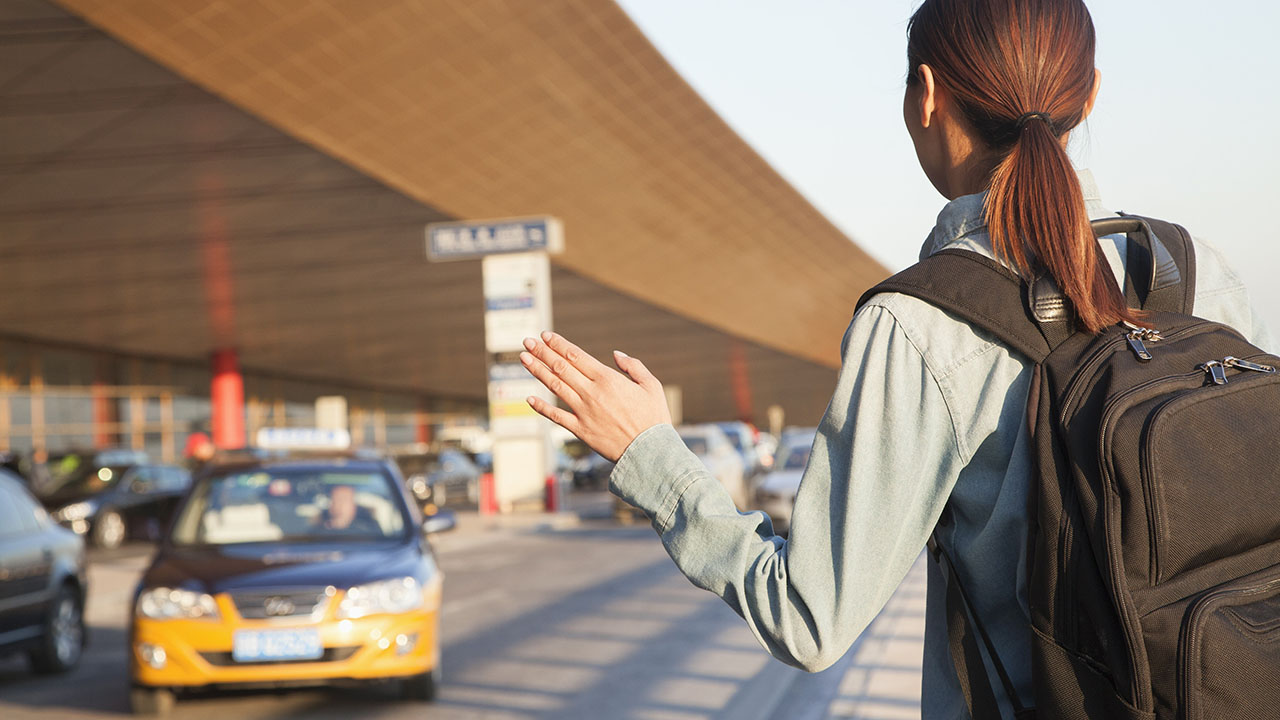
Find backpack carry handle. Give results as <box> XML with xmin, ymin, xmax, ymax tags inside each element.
<box><xmin>1093</xmin><ymin>216</ymin><xmax>1183</xmax><ymax>294</ymax></box>
<box><xmin>1024</xmin><ymin>216</ymin><xmax>1190</xmax><ymax>346</ymax></box>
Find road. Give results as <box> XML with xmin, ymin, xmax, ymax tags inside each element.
<box><xmin>0</xmin><ymin>495</ymin><xmax>925</xmax><ymax>719</ymax></box>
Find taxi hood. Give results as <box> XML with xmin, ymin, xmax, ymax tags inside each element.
<box><xmin>142</xmin><ymin>541</ymin><xmax>425</xmax><ymax>595</ymax></box>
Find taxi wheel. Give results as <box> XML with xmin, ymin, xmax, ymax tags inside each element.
<box><xmin>130</xmin><ymin>687</ymin><xmax>175</xmax><ymax>717</ymax></box>
<box><xmin>400</xmin><ymin>664</ymin><xmax>440</xmax><ymax>702</ymax></box>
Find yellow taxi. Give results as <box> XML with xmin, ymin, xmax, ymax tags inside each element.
<box><xmin>127</xmin><ymin>438</ymin><xmax>454</xmax><ymax>715</ymax></box>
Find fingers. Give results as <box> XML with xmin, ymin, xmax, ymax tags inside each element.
<box><xmin>520</xmin><ymin>351</ymin><xmax>581</xmax><ymax>406</ymax></box>
<box><xmin>526</xmin><ymin>395</ymin><xmax>580</xmax><ymax>433</ymax></box>
<box><xmin>613</xmin><ymin>350</ymin><xmax>658</xmax><ymax>386</ymax></box>
<box><xmin>523</xmin><ymin>335</ymin><xmax>593</xmax><ymax>394</ymax></box>
<box><xmin>540</xmin><ymin>332</ymin><xmax>611</xmax><ymax>380</ymax></box>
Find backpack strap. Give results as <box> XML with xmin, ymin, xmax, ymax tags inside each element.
<box><xmin>855</xmin><ymin>249</ymin><xmax>1054</xmax><ymax>363</ymax></box>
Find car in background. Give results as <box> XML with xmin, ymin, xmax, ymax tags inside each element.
<box><xmin>0</xmin><ymin>469</ymin><xmax>88</xmax><ymax>675</ymax></box>
<box><xmin>715</xmin><ymin>422</ymin><xmax>765</xmax><ymax>479</ymax></box>
<box><xmin>754</xmin><ymin>428</ymin><xmax>817</xmax><ymax>536</ymax></box>
<box><xmin>678</xmin><ymin>425</ymin><xmax>748</xmax><ymax>508</ymax></box>
<box><xmin>753</xmin><ymin>433</ymin><xmax>779</xmax><ymax>472</ymax></box>
<box><xmin>397</xmin><ymin>448</ymin><xmax>481</xmax><ymax>508</ymax></box>
<box><xmin>37</xmin><ymin>450</ymin><xmax>192</xmax><ymax>550</ymax></box>
<box><xmin>128</xmin><ymin>445</ymin><xmax>456</xmax><ymax>716</ymax></box>
<box><xmin>615</xmin><ymin>425</ymin><xmax>747</xmax><ymax>522</ymax></box>
<box><xmin>573</xmin><ymin>451</ymin><xmax>614</xmax><ymax>490</ymax></box>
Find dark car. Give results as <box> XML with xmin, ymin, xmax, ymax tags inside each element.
<box><xmin>397</xmin><ymin>448</ymin><xmax>481</xmax><ymax>507</ymax></box>
<box><xmin>0</xmin><ymin>469</ymin><xmax>88</xmax><ymax>675</ymax></box>
<box><xmin>128</xmin><ymin>455</ymin><xmax>455</xmax><ymax>715</ymax></box>
<box><xmin>572</xmin><ymin>451</ymin><xmax>614</xmax><ymax>490</ymax></box>
<box><xmin>38</xmin><ymin>450</ymin><xmax>192</xmax><ymax>550</ymax></box>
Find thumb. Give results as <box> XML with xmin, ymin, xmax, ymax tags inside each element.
<box><xmin>613</xmin><ymin>350</ymin><xmax>657</xmax><ymax>386</ymax></box>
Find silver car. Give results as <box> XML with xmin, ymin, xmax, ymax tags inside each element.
<box><xmin>754</xmin><ymin>429</ymin><xmax>816</xmax><ymax>535</ymax></box>
<box><xmin>677</xmin><ymin>425</ymin><xmax>748</xmax><ymax>509</ymax></box>
<box><xmin>0</xmin><ymin>470</ymin><xmax>88</xmax><ymax>675</ymax></box>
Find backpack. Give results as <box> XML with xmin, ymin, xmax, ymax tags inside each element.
<box><xmin>856</xmin><ymin>215</ymin><xmax>1280</xmax><ymax>719</ymax></box>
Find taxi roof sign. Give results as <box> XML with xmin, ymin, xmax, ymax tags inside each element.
<box><xmin>255</xmin><ymin>427</ymin><xmax>352</xmax><ymax>451</ymax></box>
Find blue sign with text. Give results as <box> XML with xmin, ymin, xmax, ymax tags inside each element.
<box><xmin>426</xmin><ymin>216</ymin><xmax>564</xmax><ymax>261</ymax></box>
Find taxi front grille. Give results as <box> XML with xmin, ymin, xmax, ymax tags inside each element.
<box><xmin>199</xmin><ymin>646</ymin><xmax>359</xmax><ymax>667</ymax></box>
<box><xmin>229</xmin><ymin>588</ymin><xmax>329</xmax><ymax>619</ymax></box>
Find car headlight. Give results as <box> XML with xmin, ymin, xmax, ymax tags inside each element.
<box><xmin>337</xmin><ymin>577</ymin><xmax>423</xmax><ymax>619</ymax></box>
<box><xmin>136</xmin><ymin>587</ymin><xmax>220</xmax><ymax>620</ymax></box>
<box><xmin>55</xmin><ymin>501</ymin><xmax>94</xmax><ymax>521</ymax></box>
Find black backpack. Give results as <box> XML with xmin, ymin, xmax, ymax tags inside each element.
<box><xmin>857</xmin><ymin>215</ymin><xmax>1280</xmax><ymax>719</ymax></box>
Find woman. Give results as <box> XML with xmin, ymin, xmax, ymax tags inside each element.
<box><xmin>518</xmin><ymin>0</ymin><xmax>1272</xmax><ymax>717</ymax></box>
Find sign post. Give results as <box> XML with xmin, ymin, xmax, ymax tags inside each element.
<box><xmin>427</xmin><ymin>217</ymin><xmax>564</xmax><ymax>512</ymax></box>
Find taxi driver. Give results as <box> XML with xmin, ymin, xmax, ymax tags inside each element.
<box><xmin>319</xmin><ymin>484</ymin><xmax>381</xmax><ymax>535</ymax></box>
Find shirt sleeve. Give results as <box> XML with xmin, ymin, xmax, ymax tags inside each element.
<box><xmin>609</xmin><ymin>302</ymin><xmax>968</xmax><ymax>672</ymax></box>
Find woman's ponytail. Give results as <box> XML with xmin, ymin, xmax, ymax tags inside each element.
<box><xmin>986</xmin><ymin>115</ymin><xmax>1138</xmax><ymax>333</ymax></box>
<box><xmin>908</xmin><ymin>0</ymin><xmax>1143</xmax><ymax>334</ymax></box>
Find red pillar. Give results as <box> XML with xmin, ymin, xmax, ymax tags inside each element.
<box><xmin>211</xmin><ymin>349</ymin><xmax>244</xmax><ymax>449</ymax></box>
<box><xmin>415</xmin><ymin>399</ymin><xmax>432</xmax><ymax>445</ymax></box>
<box><xmin>91</xmin><ymin>355</ymin><xmax>115</xmax><ymax>448</ymax></box>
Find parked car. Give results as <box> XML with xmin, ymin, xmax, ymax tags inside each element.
<box><xmin>37</xmin><ymin>450</ymin><xmax>192</xmax><ymax>550</ymax></box>
<box><xmin>0</xmin><ymin>469</ymin><xmax>88</xmax><ymax>674</ymax></box>
<box><xmin>715</xmin><ymin>422</ymin><xmax>765</xmax><ymax>479</ymax></box>
<box><xmin>614</xmin><ymin>424</ymin><xmax>747</xmax><ymax>522</ymax></box>
<box><xmin>573</xmin><ymin>452</ymin><xmax>614</xmax><ymax>490</ymax></box>
<box><xmin>397</xmin><ymin>448</ymin><xmax>481</xmax><ymax>507</ymax></box>
<box><xmin>754</xmin><ymin>429</ymin><xmax>817</xmax><ymax>535</ymax></box>
<box><xmin>753</xmin><ymin>433</ymin><xmax>779</xmax><ymax>472</ymax></box>
<box><xmin>129</xmin><ymin>451</ymin><xmax>454</xmax><ymax>715</ymax></box>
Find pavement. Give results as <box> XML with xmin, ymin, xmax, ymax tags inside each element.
<box><xmin>0</xmin><ymin>490</ymin><xmax>928</xmax><ymax>720</ymax></box>
<box><xmin>431</xmin><ymin>490</ymin><xmax>931</xmax><ymax>720</ymax></box>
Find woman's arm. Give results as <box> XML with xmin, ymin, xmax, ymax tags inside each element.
<box><xmin>521</xmin><ymin>303</ymin><xmax>967</xmax><ymax>671</ymax></box>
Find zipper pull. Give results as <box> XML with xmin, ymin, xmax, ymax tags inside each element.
<box><xmin>1223</xmin><ymin>356</ymin><xmax>1277</xmax><ymax>374</ymax></box>
<box><xmin>1199</xmin><ymin>360</ymin><xmax>1228</xmax><ymax>386</ymax></box>
<box><xmin>1126</xmin><ymin>331</ymin><xmax>1153</xmax><ymax>362</ymax></box>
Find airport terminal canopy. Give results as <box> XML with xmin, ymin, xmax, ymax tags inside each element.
<box><xmin>1</xmin><ymin>0</ymin><xmax>888</xmax><ymax>425</ymax></box>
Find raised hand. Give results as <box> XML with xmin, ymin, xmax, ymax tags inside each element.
<box><xmin>520</xmin><ymin>332</ymin><xmax>672</xmax><ymax>462</ymax></box>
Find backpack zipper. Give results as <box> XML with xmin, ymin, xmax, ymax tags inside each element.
<box><xmin>1097</xmin><ymin>370</ymin><xmax>1205</xmax><ymax>586</ymax></box>
<box><xmin>1122</xmin><ymin>322</ymin><xmax>1163</xmax><ymax>362</ymax></box>
<box><xmin>1058</xmin><ymin>321</ymin><xmax>1213</xmax><ymax>427</ymax></box>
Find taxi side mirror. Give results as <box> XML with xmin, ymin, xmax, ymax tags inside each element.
<box><xmin>422</xmin><ymin>508</ymin><xmax>457</xmax><ymax>535</ymax></box>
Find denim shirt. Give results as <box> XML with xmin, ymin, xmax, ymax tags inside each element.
<box><xmin>609</xmin><ymin>170</ymin><xmax>1274</xmax><ymax>719</ymax></box>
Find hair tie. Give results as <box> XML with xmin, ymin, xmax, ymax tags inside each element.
<box><xmin>1015</xmin><ymin>111</ymin><xmax>1052</xmax><ymax>130</ymax></box>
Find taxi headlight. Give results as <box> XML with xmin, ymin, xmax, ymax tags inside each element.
<box><xmin>55</xmin><ymin>501</ymin><xmax>94</xmax><ymax>521</ymax></box>
<box><xmin>136</xmin><ymin>587</ymin><xmax>220</xmax><ymax>621</ymax></box>
<box><xmin>337</xmin><ymin>577</ymin><xmax>423</xmax><ymax>618</ymax></box>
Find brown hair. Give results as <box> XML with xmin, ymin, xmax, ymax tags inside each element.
<box><xmin>907</xmin><ymin>0</ymin><xmax>1141</xmax><ymax>333</ymax></box>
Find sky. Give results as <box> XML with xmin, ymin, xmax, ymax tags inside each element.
<box><xmin>614</xmin><ymin>0</ymin><xmax>1279</xmax><ymax>335</ymax></box>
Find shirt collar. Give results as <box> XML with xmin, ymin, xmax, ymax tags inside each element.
<box><xmin>919</xmin><ymin>168</ymin><xmax>1106</xmax><ymax>261</ymax></box>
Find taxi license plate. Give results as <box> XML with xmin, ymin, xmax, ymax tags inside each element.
<box><xmin>232</xmin><ymin>629</ymin><xmax>323</xmax><ymax>663</ymax></box>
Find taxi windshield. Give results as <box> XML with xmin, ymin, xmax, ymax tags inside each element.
<box><xmin>170</xmin><ymin>468</ymin><xmax>408</xmax><ymax>546</ymax></box>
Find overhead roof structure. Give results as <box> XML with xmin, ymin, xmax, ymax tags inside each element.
<box><xmin>0</xmin><ymin>0</ymin><xmax>889</xmax><ymax>424</ymax></box>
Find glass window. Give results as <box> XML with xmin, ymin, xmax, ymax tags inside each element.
<box><xmin>679</xmin><ymin>434</ymin><xmax>709</xmax><ymax>456</ymax></box>
<box><xmin>171</xmin><ymin>467</ymin><xmax>408</xmax><ymax>546</ymax></box>
<box><xmin>781</xmin><ymin>445</ymin><xmax>811</xmax><ymax>471</ymax></box>
<box><xmin>0</xmin><ymin>476</ymin><xmax>40</xmax><ymax>536</ymax></box>
<box><xmin>156</xmin><ymin>467</ymin><xmax>191</xmax><ymax>492</ymax></box>
<box><xmin>126</xmin><ymin>467</ymin><xmax>159</xmax><ymax>494</ymax></box>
